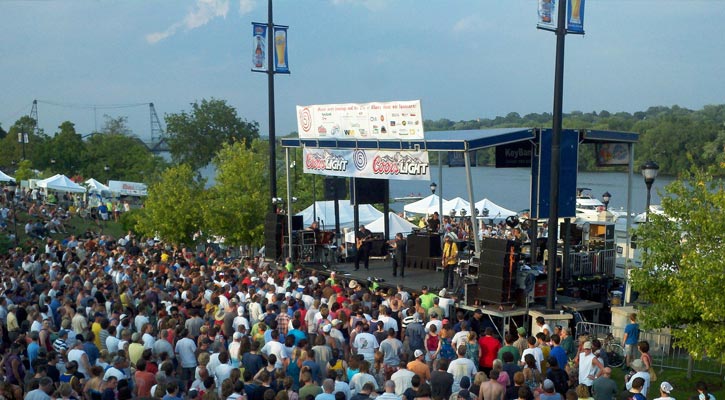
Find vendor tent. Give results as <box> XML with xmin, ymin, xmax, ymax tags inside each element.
<box><xmin>0</xmin><ymin>170</ymin><xmax>15</xmax><ymax>182</ymax></box>
<box><xmin>431</xmin><ymin>196</ymin><xmax>471</xmax><ymax>215</ymax></box>
<box><xmin>345</xmin><ymin>212</ymin><xmax>417</xmax><ymax>242</ymax></box>
<box><xmin>84</xmin><ymin>178</ymin><xmax>110</xmax><ymax>193</ymax></box>
<box><xmin>474</xmin><ymin>198</ymin><xmax>518</xmax><ymax>219</ymax></box>
<box><xmin>403</xmin><ymin>194</ymin><xmax>445</xmax><ymax>215</ymax></box>
<box><xmin>297</xmin><ymin>200</ymin><xmax>383</xmax><ymax>230</ymax></box>
<box><xmin>36</xmin><ymin>174</ymin><xmax>86</xmax><ymax>193</ymax></box>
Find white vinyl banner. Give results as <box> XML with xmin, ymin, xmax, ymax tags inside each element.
<box><xmin>303</xmin><ymin>148</ymin><xmax>430</xmax><ymax>180</ymax></box>
<box><xmin>296</xmin><ymin>100</ymin><xmax>424</xmax><ymax>140</ymax></box>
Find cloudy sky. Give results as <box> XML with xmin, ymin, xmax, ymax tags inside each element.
<box><xmin>1</xmin><ymin>0</ymin><xmax>723</xmax><ymax>142</ymax></box>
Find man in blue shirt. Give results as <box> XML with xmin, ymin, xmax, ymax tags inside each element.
<box><xmin>622</xmin><ymin>313</ymin><xmax>640</xmax><ymax>369</ymax></box>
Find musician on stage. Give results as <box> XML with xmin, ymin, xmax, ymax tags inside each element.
<box><xmin>390</xmin><ymin>232</ymin><xmax>407</xmax><ymax>277</ymax></box>
<box><xmin>427</xmin><ymin>212</ymin><xmax>441</xmax><ymax>232</ymax></box>
<box><xmin>354</xmin><ymin>224</ymin><xmax>373</xmax><ymax>271</ymax></box>
<box><xmin>307</xmin><ymin>221</ymin><xmax>321</xmax><ymax>234</ymax></box>
<box><xmin>442</xmin><ymin>232</ymin><xmax>458</xmax><ymax>288</ymax></box>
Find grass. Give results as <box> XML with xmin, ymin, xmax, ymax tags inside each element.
<box><xmin>7</xmin><ymin>210</ymin><xmax>125</xmax><ymax>250</ymax></box>
<box><xmin>609</xmin><ymin>365</ymin><xmax>724</xmax><ymax>398</ymax></box>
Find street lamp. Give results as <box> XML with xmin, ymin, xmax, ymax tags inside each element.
<box><xmin>429</xmin><ymin>182</ymin><xmax>437</xmax><ymax>195</ymax></box>
<box><xmin>640</xmin><ymin>161</ymin><xmax>660</xmax><ymax>222</ymax></box>
<box><xmin>104</xmin><ymin>165</ymin><xmax>110</xmax><ymax>172</ymax></box>
<box><xmin>602</xmin><ymin>191</ymin><xmax>611</xmax><ymax>211</ymax></box>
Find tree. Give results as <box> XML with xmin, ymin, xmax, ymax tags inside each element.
<box><xmin>630</xmin><ymin>161</ymin><xmax>725</xmax><ymax>362</ymax></box>
<box><xmin>47</xmin><ymin>121</ymin><xmax>87</xmax><ymax>176</ymax></box>
<box><xmin>136</xmin><ymin>164</ymin><xmax>206</xmax><ymax>245</ymax></box>
<box><xmin>165</xmin><ymin>98</ymin><xmax>260</xmax><ymax>171</ymax></box>
<box><xmin>203</xmin><ymin>140</ymin><xmax>269</xmax><ymax>247</ymax></box>
<box><xmin>0</xmin><ymin>116</ymin><xmax>48</xmax><ymax>169</ymax></box>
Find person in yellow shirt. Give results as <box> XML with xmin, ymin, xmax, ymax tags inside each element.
<box><xmin>442</xmin><ymin>233</ymin><xmax>458</xmax><ymax>289</ymax></box>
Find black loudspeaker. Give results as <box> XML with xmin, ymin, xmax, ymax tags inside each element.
<box><xmin>475</xmin><ymin>238</ymin><xmax>521</xmax><ymax>304</ymax></box>
<box><xmin>351</xmin><ymin>178</ymin><xmax>388</xmax><ymax>204</ymax></box>
<box><xmin>324</xmin><ymin>177</ymin><xmax>348</xmax><ymax>200</ymax></box>
<box><xmin>264</xmin><ymin>213</ymin><xmax>286</xmax><ymax>260</ymax></box>
<box><xmin>291</xmin><ymin>215</ymin><xmax>304</xmax><ymax>231</ymax></box>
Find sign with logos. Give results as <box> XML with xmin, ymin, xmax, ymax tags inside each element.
<box><xmin>108</xmin><ymin>180</ymin><xmax>148</xmax><ymax>196</ymax></box>
<box><xmin>448</xmin><ymin>151</ymin><xmax>476</xmax><ymax>167</ymax></box>
<box><xmin>273</xmin><ymin>26</ymin><xmax>289</xmax><ymax>73</ymax></box>
<box><xmin>567</xmin><ymin>0</ymin><xmax>585</xmax><ymax>33</ymax></box>
<box><xmin>296</xmin><ymin>100</ymin><xmax>424</xmax><ymax>140</ymax></box>
<box><xmin>495</xmin><ymin>142</ymin><xmax>533</xmax><ymax>168</ymax></box>
<box><xmin>303</xmin><ymin>148</ymin><xmax>430</xmax><ymax>180</ymax></box>
<box><xmin>595</xmin><ymin>142</ymin><xmax>630</xmax><ymax>166</ymax></box>
<box><xmin>537</xmin><ymin>0</ymin><xmax>557</xmax><ymax>30</ymax></box>
<box><xmin>251</xmin><ymin>23</ymin><xmax>267</xmax><ymax>72</ymax></box>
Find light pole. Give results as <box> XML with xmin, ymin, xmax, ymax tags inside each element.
<box><xmin>429</xmin><ymin>182</ymin><xmax>437</xmax><ymax>195</ymax></box>
<box><xmin>640</xmin><ymin>161</ymin><xmax>659</xmax><ymax>222</ymax></box>
<box><xmin>602</xmin><ymin>191</ymin><xmax>611</xmax><ymax>211</ymax></box>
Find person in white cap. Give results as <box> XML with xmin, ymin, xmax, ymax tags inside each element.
<box><xmin>653</xmin><ymin>382</ymin><xmax>675</xmax><ymax>400</ymax></box>
<box><xmin>577</xmin><ymin>341</ymin><xmax>604</xmax><ymax>388</ymax></box>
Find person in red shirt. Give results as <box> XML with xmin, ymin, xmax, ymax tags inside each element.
<box><xmin>478</xmin><ymin>327</ymin><xmax>502</xmax><ymax>375</ymax></box>
<box><xmin>134</xmin><ymin>359</ymin><xmax>157</xmax><ymax>398</ymax></box>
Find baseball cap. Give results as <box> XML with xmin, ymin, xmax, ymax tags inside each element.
<box><xmin>421</xmin><ymin>285</ymin><xmax>428</xmax><ymax>291</ymax></box>
<box><xmin>331</xmin><ymin>319</ymin><xmax>342</xmax><ymax>326</ymax></box>
<box><xmin>414</xmin><ymin>349</ymin><xmax>424</xmax><ymax>358</ymax></box>
<box><xmin>543</xmin><ymin>379</ymin><xmax>555</xmax><ymax>391</ymax></box>
<box><xmin>517</xmin><ymin>327</ymin><xmax>526</xmax><ymax>335</ymax></box>
<box><xmin>233</xmin><ymin>332</ymin><xmax>243</xmax><ymax>340</ymax></box>
<box><xmin>582</xmin><ymin>341</ymin><xmax>593</xmax><ymax>350</ymax></box>
<box><xmin>323</xmin><ymin>324</ymin><xmax>332</xmax><ymax>333</ymax></box>
<box><xmin>474</xmin><ymin>309</ymin><xmax>483</xmax><ymax>315</ymax></box>
<box><xmin>660</xmin><ymin>382</ymin><xmax>673</xmax><ymax>394</ymax></box>
<box><xmin>439</xmin><ymin>289</ymin><xmax>447</xmax><ymax>297</ymax></box>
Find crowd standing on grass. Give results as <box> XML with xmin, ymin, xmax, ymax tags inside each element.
<box><xmin>0</xmin><ymin>218</ymin><xmax>715</xmax><ymax>400</ymax></box>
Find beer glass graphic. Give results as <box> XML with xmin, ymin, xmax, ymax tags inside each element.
<box><xmin>571</xmin><ymin>0</ymin><xmax>582</xmax><ymax>23</ymax></box>
<box><xmin>275</xmin><ymin>30</ymin><xmax>286</xmax><ymax>68</ymax></box>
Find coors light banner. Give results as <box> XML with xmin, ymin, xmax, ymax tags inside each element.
<box><xmin>303</xmin><ymin>148</ymin><xmax>430</xmax><ymax>181</ymax></box>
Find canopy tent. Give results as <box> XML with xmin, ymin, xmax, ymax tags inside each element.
<box><xmin>345</xmin><ymin>212</ymin><xmax>417</xmax><ymax>242</ymax></box>
<box><xmin>403</xmin><ymin>194</ymin><xmax>445</xmax><ymax>216</ymax></box>
<box><xmin>297</xmin><ymin>200</ymin><xmax>383</xmax><ymax>231</ymax></box>
<box><xmin>432</xmin><ymin>196</ymin><xmax>471</xmax><ymax>215</ymax></box>
<box><xmin>0</xmin><ymin>170</ymin><xmax>15</xmax><ymax>182</ymax></box>
<box><xmin>84</xmin><ymin>178</ymin><xmax>110</xmax><ymax>193</ymax></box>
<box><xmin>36</xmin><ymin>174</ymin><xmax>86</xmax><ymax>193</ymax></box>
<box><xmin>474</xmin><ymin>198</ymin><xmax>518</xmax><ymax>219</ymax></box>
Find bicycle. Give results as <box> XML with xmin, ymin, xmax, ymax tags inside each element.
<box><xmin>596</xmin><ymin>331</ymin><xmax>625</xmax><ymax>368</ymax></box>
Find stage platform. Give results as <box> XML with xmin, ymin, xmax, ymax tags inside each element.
<box><xmin>299</xmin><ymin>257</ymin><xmax>604</xmax><ymax>337</ymax></box>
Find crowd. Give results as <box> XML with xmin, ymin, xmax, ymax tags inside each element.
<box><xmin>0</xmin><ymin>198</ymin><xmax>717</xmax><ymax>400</ymax></box>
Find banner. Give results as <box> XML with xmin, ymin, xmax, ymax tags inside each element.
<box><xmin>537</xmin><ymin>0</ymin><xmax>557</xmax><ymax>29</ymax></box>
<box><xmin>595</xmin><ymin>142</ymin><xmax>630</xmax><ymax>166</ymax></box>
<box><xmin>303</xmin><ymin>148</ymin><xmax>430</xmax><ymax>180</ymax></box>
<box><xmin>296</xmin><ymin>100</ymin><xmax>424</xmax><ymax>140</ymax></box>
<box><xmin>495</xmin><ymin>142</ymin><xmax>533</xmax><ymax>168</ymax></box>
<box><xmin>273</xmin><ymin>26</ymin><xmax>289</xmax><ymax>73</ymax></box>
<box><xmin>448</xmin><ymin>151</ymin><xmax>476</xmax><ymax>167</ymax></box>
<box><xmin>252</xmin><ymin>23</ymin><xmax>267</xmax><ymax>72</ymax></box>
<box><xmin>567</xmin><ymin>0</ymin><xmax>585</xmax><ymax>33</ymax></box>
<box><xmin>108</xmin><ymin>180</ymin><xmax>148</xmax><ymax>196</ymax></box>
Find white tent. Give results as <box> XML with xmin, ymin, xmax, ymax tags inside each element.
<box><xmin>345</xmin><ymin>212</ymin><xmax>417</xmax><ymax>242</ymax></box>
<box><xmin>36</xmin><ymin>174</ymin><xmax>86</xmax><ymax>193</ymax></box>
<box><xmin>403</xmin><ymin>194</ymin><xmax>445</xmax><ymax>215</ymax></box>
<box><xmin>430</xmin><ymin>196</ymin><xmax>471</xmax><ymax>215</ymax></box>
<box><xmin>84</xmin><ymin>178</ymin><xmax>110</xmax><ymax>193</ymax></box>
<box><xmin>297</xmin><ymin>200</ymin><xmax>383</xmax><ymax>231</ymax></box>
<box><xmin>474</xmin><ymin>198</ymin><xmax>517</xmax><ymax>219</ymax></box>
<box><xmin>0</xmin><ymin>170</ymin><xmax>14</xmax><ymax>182</ymax></box>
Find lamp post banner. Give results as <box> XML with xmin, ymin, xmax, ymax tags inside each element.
<box><xmin>567</xmin><ymin>0</ymin><xmax>585</xmax><ymax>33</ymax></box>
<box><xmin>252</xmin><ymin>22</ymin><xmax>267</xmax><ymax>72</ymax></box>
<box><xmin>537</xmin><ymin>0</ymin><xmax>557</xmax><ymax>29</ymax></box>
<box><xmin>303</xmin><ymin>148</ymin><xmax>430</xmax><ymax>180</ymax></box>
<box><xmin>296</xmin><ymin>100</ymin><xmax>424</xmax><ymax>140</ymax></box>
<box><xmin>273</xmin><ymin>26</ymin><xmax>289</xmax><ymax>74</ymax></box>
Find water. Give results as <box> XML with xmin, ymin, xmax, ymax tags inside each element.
<box><xmin>389</xmin><ymin>166</ymin><xmax>674</xmax><ymax>215</ymax></box>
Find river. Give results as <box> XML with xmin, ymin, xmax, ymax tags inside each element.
<box><xmin>389</xmin><ymin>166</ymin><xmax>674</xmax><ymax>215</ymax></box>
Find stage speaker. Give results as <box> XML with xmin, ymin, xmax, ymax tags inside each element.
<box><xmin>291</xmin><ymin>215</ymin><xmax>304</xmax><ymax>231</ymax></box>
<box><xmin>475</xmin><ymin>238</ymin><xmax>521</xmax><ymax>304</ymax></box>
<box><xmin>264</xmin><ymin>213</ymin><xmax>286</xmax><ymax>260</ymax></box>
<box><xmin>351</xmin><ymin>178</ymin><xmax>388</xmax><ymax>204</ymax></box>
<box><xmin>324</xmin><ymin>177</ymin><xmax>348</xmax><ymax>200</ymax></box>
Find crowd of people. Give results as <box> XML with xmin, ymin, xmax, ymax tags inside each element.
<box><xmin>0</xmin><ymin>195</ymin><xmax>717</xmax><ymax>400</ymax></box>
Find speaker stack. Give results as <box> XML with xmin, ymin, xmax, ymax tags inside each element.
<box><xmin>264</xmin><ymin>213</ymin><xmax>286</xmax><ymax>261</ymax></box>
<box><xmin>466</xmin><ymin>238</ymin><xmax>521</xmax><ymax>306</ymax></box>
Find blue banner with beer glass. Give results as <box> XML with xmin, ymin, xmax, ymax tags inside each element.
<box><xmin>567</xmin><ymin>0</ymin><xmax>585</xmax><ymax>33</ymax></box>
<box><xmin>273</xmin><ymin>26</ymin><xmax>289</xmax><ymax>74</ymax></box>
<box><xmin>252</xmin><ymin>23</ymin><xmax>267</xmax><ymax>72</ymax></box>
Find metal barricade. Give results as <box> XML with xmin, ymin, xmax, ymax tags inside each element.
<box><xmin>575</xmin><ymin>322</ymin><xmax>724</xmax><ymax>376</ymax></box>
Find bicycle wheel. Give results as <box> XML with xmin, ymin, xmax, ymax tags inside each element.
<box><xmin>606</xmin><ymin>343</ymin><xmax>625</xmax><ymax>368</ymax></box>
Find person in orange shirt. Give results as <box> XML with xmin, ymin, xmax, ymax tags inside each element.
<box><xmin>407</xmin><ymin>349</ymin><xmax>431</xmax><ymax>383</ymax></box>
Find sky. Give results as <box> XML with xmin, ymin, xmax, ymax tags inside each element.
<box><xmin>1</xmin><ymin>0</ymin><xmax>724</xmax><ymax>143</ymax></box>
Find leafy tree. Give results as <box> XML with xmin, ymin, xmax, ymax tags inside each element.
<box><xmin>165</xmin><ymin>98</ymin><xmax>260</xmax><ymax>171</ymax></box>
<box><xmin>0</xmin><ymin>116</ymin><xmax>48</xmax><ymax>169</ymax></box>
<box><xmin>0</xmin><ymin>124</ymin><xmax>6</xmax><ymax>140</ymax></box>
<box><xmin>630</xmin><ymin>161</ymin><xmax>725</xmax><ymax>362</ymax></box>
<box><xmin>136</xmin><ymin>164</ymin><xmax>205</xmax><ymax>245</ymax></box>
<box><xmin>204</xmin><ymin>140</ymin><xmax>269</xmax><ymax>247</ymax></box>
<box><xmin>47</xmin><ymin>121</ymin><xmax>87</xmax><ymax>176</ymax></box>
<box><xmin>13</xmin><ymin>160</ymin><xmax>36</xmax><ymax>182</ymax></box>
